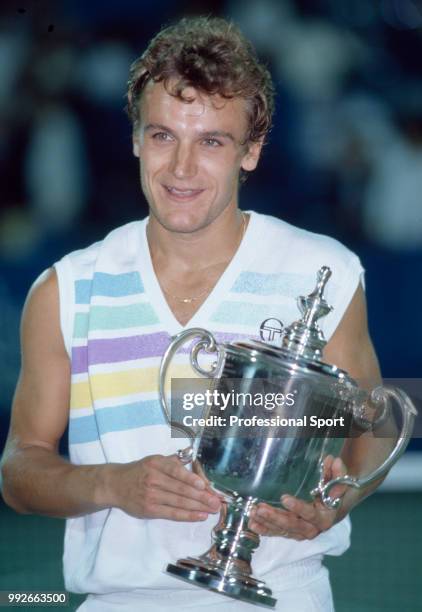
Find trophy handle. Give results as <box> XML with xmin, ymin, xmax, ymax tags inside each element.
<box><xmin>314</xmin><ymin>385</ymin><xmax>417</xmax><ymax>508</ymax></box>
<box><xmin>159</xmin><ymin>328</ymin><xmax>222</xmax><ymax>449</ymax></box>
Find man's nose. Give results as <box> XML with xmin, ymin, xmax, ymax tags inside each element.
<box><xmin>170</xmin><ymin>142</ymin><xmax>197</xmax><ymax>179</ymax></box>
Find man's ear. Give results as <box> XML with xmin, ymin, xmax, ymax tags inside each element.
<box><xmin>133</xmin><ymin>133</ymin><xmax>140</xmax><ymax>158</ymax></box>
<box><xmin>241</xmin><ymin>140</ymin><xmax>263</xmax><ymax>172</ymax></box>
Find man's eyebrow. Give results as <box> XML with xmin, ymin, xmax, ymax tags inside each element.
<box><xmin>143</xmin><ymin>124</ymin><xmax>236</xmax><ymax>142</ymax></box>
<box><xmin>200</xmin><ymin>130</ymin><xmax>235</xmax><ymax>142</ymax></box>
<box><xmin>144</xmin><ymin>123</ymin><xmax>175</xmax><ymax>135</ymax></box>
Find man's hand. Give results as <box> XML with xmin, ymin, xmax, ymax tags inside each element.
<box><xmin>108</xmin><ymin>453</ymin><xmax>222</xmax><ymax>522</ymax></box>
<box><xmin>248</xmin><ymin>455</ymin><xmax>348</xmax><ymax>540</ymax></box>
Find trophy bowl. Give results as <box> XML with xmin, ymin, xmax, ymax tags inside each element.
<box><xmin>158</xmin><ymin>268</ymin><xmax>416</xmax><ymax>608</ymax></box>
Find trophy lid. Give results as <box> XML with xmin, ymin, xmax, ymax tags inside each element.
<box><xmin>229</xmin><ymin>266</ymin><xmax>353</xmax><ymax>383</ymax></box>
<box><xmin>282</xmin><ymin>266</ymin><xmax>332</xmax><ymax>361</ymax></box>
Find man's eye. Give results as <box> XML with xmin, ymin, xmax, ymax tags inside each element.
<box><xmin>152</xmin><ymin>132</ymin><xmax>172</xmax><ymax>141</ymax></box>
<box><xmin>203</xmin><ymin>138</ymin><xmax>222</xmax><ymax>147</ymax></box>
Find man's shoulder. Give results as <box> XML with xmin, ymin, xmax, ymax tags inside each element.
<box><xmin>60</xmin><ymin>219</ymin><xmax>146</xmax><ymax>274</ymax></box>
<box><xmin>252</xmin><ymin>211</ymin><xmax>358</xmax><ymax>268</ymax></box>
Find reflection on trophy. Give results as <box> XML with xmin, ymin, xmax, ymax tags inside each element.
<box><xmin>159</xmin><ymin>267</ymin><xmax>417</xmax><ymax>608</ymax></box>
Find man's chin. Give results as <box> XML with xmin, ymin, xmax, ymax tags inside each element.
<box><xmin>166</xmin><ymin>220</ymin><xmax>209</xmax><ymax>235</ymax></box>
<box><xmin>149</xmin><ymin>211</ymin><xmax>209</xmax><ymax>235</ymax></box>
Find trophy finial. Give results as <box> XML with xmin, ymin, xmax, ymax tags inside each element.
<box><xmin>282</xmin><ymin>266</ymin><xmax>333</xmax><ymax>360</ymax></box>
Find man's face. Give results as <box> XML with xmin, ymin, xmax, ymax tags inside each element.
<box><xmin>133</xmin><ymin>80</ymin><xmax>262</xmax><ymax>234</ymax></box>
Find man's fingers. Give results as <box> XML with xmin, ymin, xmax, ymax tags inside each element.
<box><xmin>252</xmin><ymin>504</ymin><xmax>302</xmax><ymax>532</ymax></box>
<box><xmin>323</xmin><ymin>454</ymin><xmax>339</xmax><ymax>481</ymax></box>
<box><xmin>249</xmin><ymin>506</ymin><xmax>318</xmax><ymax>539</ymax></box>
<box><xmin>319</xmin><ymin>455</ymin><xmax>348</xmax><ymax>501</ymax></box>
<box><xmin>281</xmin><ymin>496</ymin><xmax>317</xmax><ymax>522</ymax></box>
<box><xmin>146</xmin><ymin>503</ymin><xmax>210</xmax><ymax>522</ymax></box>
<box><xmin>325</xmin><ymin>456</ymin><xmax>348</xmax><ymax>501</ymax></box>
<box><xmin>322</xmin><ymin>454</ymin><xmax>335</xmax><ymax>478</ymax></box>
<box><xmin>145</xmin><ymin>488</ymin><xmax>220</xmax><ymax>514</ymax></box>
<box><xmin>143</xmin><ymin>467</ymin><xmax>221</xmax><ymax>511</ymax></box>
<box><xmin>164</xmin><ymin>477</ymin><xmax>221</xmax><ymax>510</ymax></box>
<box><xmin>143</xmin><ymin>455</ymin><xmax>208</xmax><ymax>493</ymax></box>
<box><xmin>250</xmin><ymin>455</ymin><xmax>351</xmax><ymax>539</ymax></box>
<box><xmin>326</xmin><ymin>483</ymin><xmax>348</xmax><ymax>501</ymax></box>
<box><xmin>161</xmin><ymin>455</ymin><xmax>208</xmax><ymax>489</ymax></box>
<box><xmin>331</xmin><ymin>456</ymin><xmax>347</xmax><ymax>477</ymax></box>
<box><xmin>323</xmin><ymin>455</ymin><xmax>346</xmax><ymax>476</ymax></box>
<box><xmin>141</xmin><ymin>455</ymin><xmax>221</xmax><ymax>514</ymax></box>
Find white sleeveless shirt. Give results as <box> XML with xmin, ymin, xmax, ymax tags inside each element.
<box><xmin>54</xmin><ymin>211</ymin><xmax>363</xmax><ymax>597</ymax></box>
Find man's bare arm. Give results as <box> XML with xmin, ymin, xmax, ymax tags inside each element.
<box><xmin>0</xmin><ymin>270</ymin><xmax>221</xmax><ymax>520</ymax></box>
<box><xmin>0</xmin><ymin>270</ymin><xmax>113</xmax><ymax>517</ymax></box>
<box><xmin>323</xmin><ymin>283</ymin><xmax>381</xmax><ymax>387</ymax></box>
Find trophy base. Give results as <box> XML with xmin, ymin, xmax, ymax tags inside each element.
<box><xmin>166</xmin><ymin>558</ymin><xmax>276</xmax><ymax>608</ymax></box>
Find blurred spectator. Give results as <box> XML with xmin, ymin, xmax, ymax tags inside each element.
<box><xmin>23</xmin><ymin>38</ymin><xmax>89</xmax><ymax>234</ymax></box>
<box><xmin>76</xmin><ymin>41</ymin><xmax>132</xmax><ymax>106</ymax></box>
<box><xmin>26</xmin><ymin>102</ymin><xmax>88</xmax><ymax>233</ymax></box>
<box><xmin>363</xmin><ymin>110</ymin><xmax>422</xmax><ymax>250</ymax></box>
<box><xmin>325</xmin><ymin>92</ymin><xmax>396</xmax><ymax>241</ymax></box>
<box><xmin>0</xmin><ymin>26</ymin><xmax>30</xmax><ymax>113</ymax></box>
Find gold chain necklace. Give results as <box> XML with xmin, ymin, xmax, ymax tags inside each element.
<box><xmin>162</xmin><ymin>212</ymin><xmax>247</xmax><ymax>304</ymax></box>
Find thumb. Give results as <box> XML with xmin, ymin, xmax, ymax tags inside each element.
<box><xmin>326</xmin><ymin>457</ymin><xmax>348</xmax><ymax>501</ymax></box>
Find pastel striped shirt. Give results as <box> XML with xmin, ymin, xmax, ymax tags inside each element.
<box><xmin>54</xmin><ymin>211</ymin><xmax>362</xmax><ymax>597</ymax></box>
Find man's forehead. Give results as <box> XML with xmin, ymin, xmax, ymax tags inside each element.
<box><xmin>140</xmin><ymin>80</ymin><xmax>248</xmax><ymax>131</ymax></box>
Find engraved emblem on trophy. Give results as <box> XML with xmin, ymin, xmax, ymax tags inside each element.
<box><xmin>159</xmin><ymin>267</ymin><xmax>417</xmax><ymax>608</ymax></box>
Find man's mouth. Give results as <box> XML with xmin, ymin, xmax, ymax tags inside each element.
<box><xmin>163</xmin><ymin>185</ymin><xmax>205</xmax><ymax>200</ymax></box>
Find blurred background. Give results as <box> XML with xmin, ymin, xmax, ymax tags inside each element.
<box><xmin>0</xmin><ymin>0</ymin><xmax>421</xmax><ymax>610</ymax></box>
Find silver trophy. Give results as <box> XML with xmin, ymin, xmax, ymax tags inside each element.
<box><xmin>159</xmin><ymin>267</ymin><xmax>416</xmax><ymax>608</ymax></box>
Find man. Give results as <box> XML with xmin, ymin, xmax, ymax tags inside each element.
<box><xmin>1</xmin><ymin>16</ymin><xmax>383</xmax><ymax>611</ymax></box>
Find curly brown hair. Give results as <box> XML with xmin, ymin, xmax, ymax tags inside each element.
<box><xmin>126</xmin><ymin>16</ymin><xmax>275</xmax><ymax>146</ymax></box>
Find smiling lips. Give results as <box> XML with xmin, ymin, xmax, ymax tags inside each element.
<box><xmin>163</xmin><ymin>184</ymin><xmax>205</xmax><ymax>201</ymax></box>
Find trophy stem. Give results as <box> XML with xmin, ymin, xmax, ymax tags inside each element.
<box><xmin>207</xmin><ymin>496</ymin><xmax>260</xmax><ymax>574</ymax></box>
<box><xmin>166</xmin><ymin>496</ymin><xmax>276</xmax><ymax>608</ymax></box>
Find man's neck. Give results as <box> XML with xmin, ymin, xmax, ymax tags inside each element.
<box><xmin>147</xmin><ymin>207</ymin><xmax>246</xmax><ymax>274</ymax></box>
<box><xmin>146</xmin><ymin>207</ymin><xmax>248</xmax><ymax>326</ymax></box>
